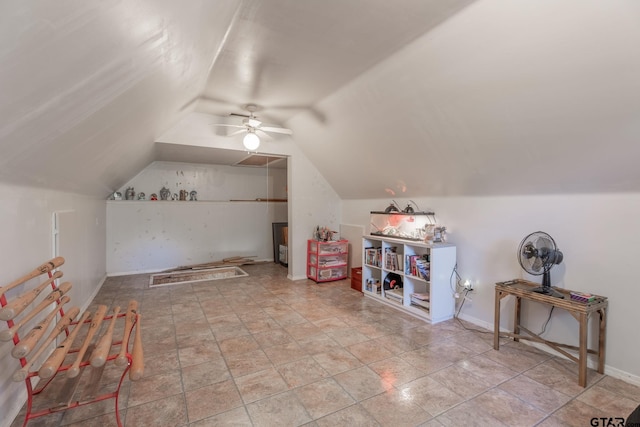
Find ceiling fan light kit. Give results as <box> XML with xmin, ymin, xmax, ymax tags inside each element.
<box><xmin>243</xmin><ymin>131</ymin><xmax>260</xmax><ymax>151</ymax></box>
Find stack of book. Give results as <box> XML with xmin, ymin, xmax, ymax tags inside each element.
<box><xmin>410</xmin><ymin>292</ymin><xmax>430</xmax><ymax>311</ymax></box>
<box><xmin>385</xmin><ymin>288</ymin><xmax>403</xmax><ymax>304</ymax></box>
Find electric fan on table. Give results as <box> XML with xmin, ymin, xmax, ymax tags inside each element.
<box><xmin>517</xmin><ymin>231</ymin><xmax>565</xmax><ymax>298</ymax></box>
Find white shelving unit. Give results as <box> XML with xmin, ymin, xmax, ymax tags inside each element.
<box><xmin>362</xmin><ymin>235</ymin><xmax>456</xmax><ymax>324</ymax></box>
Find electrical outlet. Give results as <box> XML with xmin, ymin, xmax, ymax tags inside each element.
<box><xmin>463</xmin><ymin>280</ymin><xmax>474</xmax><ymax>291</ymax></box>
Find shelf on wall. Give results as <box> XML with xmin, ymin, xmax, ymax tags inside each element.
<box><xmin>230</xmin><ymin>198</ymin><xmax>288</xmax><ymax>202</ymax></box>
<box><xmin>107</xmin><ymin>199</ymin><xmax>288</xmax><ymax>203</ymax></box>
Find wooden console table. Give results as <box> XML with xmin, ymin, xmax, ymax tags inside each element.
<box><xmin>493</xmin><ymin>279</ymin><xmax>608</xmax><ymax>387</ymax></box>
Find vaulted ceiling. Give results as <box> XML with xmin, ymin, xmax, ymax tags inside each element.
<box><xmin>1</xmin><ymin>1</ymin><xmax>639</xmax><ymax>198</ymax></box>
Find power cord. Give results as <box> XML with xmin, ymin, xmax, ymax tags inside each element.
<box><xmin>451</xmin><ymin>265</ymin><xmax>486</xmax><ymax>333</ymax></box>
<box><xmin>538</xmin><ymin>307</ymin><xmax>554</xmax><ymax>336</ymax></box>
<box><xmin>453</xmin><ymin>289</ymin><xmax>495</xmax><ymax>335</ymax></box>
<box><xmin>454</xmin><ymin>291</ymin><xmax>555</xmax><ymax>339</ymax></box>
<box><xmin>450</xmin><ymin>264</ymin><xmax>463</xmax><ymax>295</ymax></box>
<box><xmin>455</xmin><ymin>317</ymin><xmax>497</xmax><ymax>335</ymax></box>
<box><xmin>450</xmin><ymin>265</ymin><xmax>510</xmax><ymax>337</ymax></box>
<box><xmin>455</xmin><ymin>288</ymin><xmax>470</xmax><ymax>317</ymax></box>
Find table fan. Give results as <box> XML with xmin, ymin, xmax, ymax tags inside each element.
<box><xmin>517</xmin><ymin>231</ymin><xmax>565</xmax><ymax>298</ymax></box>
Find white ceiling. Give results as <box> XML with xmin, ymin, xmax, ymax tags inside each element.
<box><xmin>1</xmin><ymin>1</ymin><xmax>639</xmax><ymax>198</ymax></box>
<box><xmin>196</xmin><ymin>0</ymin><xmax>474</xmax><ymax>123</ymax></box>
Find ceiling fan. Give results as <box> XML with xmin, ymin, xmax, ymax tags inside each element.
<box><xmin>211</xmin><ymin>104</ymin><xmax>293</xmax><ymax>151</ymax></box>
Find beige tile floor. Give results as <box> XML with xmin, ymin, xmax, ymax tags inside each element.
<box><xmin>11</xmin><ymin>263</ymin><xmax>640</xmax><ymax>426</ymax></box>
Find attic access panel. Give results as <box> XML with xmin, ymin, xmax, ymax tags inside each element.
<box><xmin>234</xmin><ymin>154</ymin><xmax>286</xmax><ymax>168</ymax></box>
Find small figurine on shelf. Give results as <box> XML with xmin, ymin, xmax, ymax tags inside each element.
<box><xmin>137</xmin><ymin>192</ymin><xmax>146</xmax><ymax>201</ymax></box>
<box><xmin>313</xmin><ymin>225</ymin><xmax>336</xmax><ymax>241</ymax></box>
<box><xmin>160</xmin><ymin>186</ymin><xmax>170</xmax><ymax>200</ymax></box>
<box><xmin>433</xmin><ymin>226</ymin><xmax>446</xmax><ymax>243</ymax></box>
<box><xmin>125</xmin><ymin>187</ymin><xmax>135</xmax><ymax>200</ymax></box>
<box><xmin>150</xmin><ymin>193</ymin><xmax>158</xmax><ymax>201</ymax></box>
<box><xmin>189</xmin><ymin>190</ymin><xmax>197</xmax><ymax>201</ymax></box>
<box><xmin>423</xmin><ymin>224</ymin><xmax>446</xmax><ymax>244</ymax></box>
<box><xmin>179</xmin><ymin>189</ymin><xmax>188</xmax><ymax>201</ymax></box>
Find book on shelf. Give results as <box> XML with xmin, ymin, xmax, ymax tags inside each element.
<box><xmin>415</xmin><ymin>259</ymin><xmax>430</xmax><ymax>281</ymax></box>
<box><xmin>384</xmin><ymin>246</ymin><xmax>401</xmax><ymax>271</ymax></box>
<box><xmin>410</xmin><ymin>292</ymin><xmax>430</xmax><ymax>301</ymax></box>
<box><xmin>410</xmin><ymin>301</ymin><xmax>430</xmax><ymax>311</ymax></box>
<box><xmin>410</xmin><ymin>293</ymin><xmax>431</xmax><ymax>309</ymax></box>
<box><xmin>404</xmin><ymin>255</ymin><xmax>412</xmax><ymax>275</ymax></box>
<box><xmin>404</xmin><ymin>254</ymin><xmax>430</xmax><ymax>280</ymax></box>
<box><xmin>365</xmin><ymin>247</ymin><xmax>383</xmax><ymax>267</ymax></box>
<box><xmin>385</xmin><ymin>288</ymin><xmax>403</xmax><ymax>302</ymax></box>
<box><xmin>365</xmin><ymin>247</ymin><xmax>374</xmax><ymax>265</ymax></box>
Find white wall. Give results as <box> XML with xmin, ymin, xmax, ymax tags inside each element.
<box><xmin>107</xmin><ymin>201</ymin><xmax>287</xmax><ymax>274</ymax></box>
<box><xmin>107</xmin><ymin>161</ymin><xmax>288</xmax><ymax>274</ymax></box>
<box><xmin>0</xmin><ymin>183</ymin><xmax>106</xmax><ymax>427</ymax></box>
<box><xmin>342</xmin><ymin>193</ymin><xmax>640</xmax><ymax>384</ymax></box>
<box><xmin>287</xmin><ymin>155</ymin><xmax>343</xmax><ymax>280</ymax></box>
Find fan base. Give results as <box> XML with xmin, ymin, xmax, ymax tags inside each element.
<box><xmin>531</xmin><ymin>286</ymin><xmax>565</xmax><ymax>299</ymax></box>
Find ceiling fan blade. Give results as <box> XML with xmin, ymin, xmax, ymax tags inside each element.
<box><xmin>228</xmin><ymin>129</ymin><xmax>247</xmax><ymax>137</ymax></box>
<box><xmin>255</xmin><ymin>129</ymin><xmax>274</xmax><ymax>141</ymax></box>
<box><xmin>210</xmin><ymin>123</ymin><xmax>245</xmax><ymax>129</ymax></box>
<box><xmin>260</xmin><ymin>126</ymin><xmax>293</xmax><ymax>135</ymax></box>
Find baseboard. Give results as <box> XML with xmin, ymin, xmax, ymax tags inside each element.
<box><xmin>455</xmin><ymin>312</ymin><xmax>640</xmax><ymax>388</ymax></box>
<box><xmin>82</xmin><ymin>274</ymin><xmax>107</xmax><ymax>312</ymax></box>
<box><xmin>107</xmin><ymin>268</ymin><xmax>165</xmax><ymax>277</ymax></box>
<box><xmin>603</xmin><ymin>366</ymin><xmax>640</xmax><ymax>387</ymax></box>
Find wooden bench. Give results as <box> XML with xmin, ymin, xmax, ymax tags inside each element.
<box><xmin>1</xmin><ymin>257</ymin><xmax>143</xmax><ymax>427</ymax></box>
